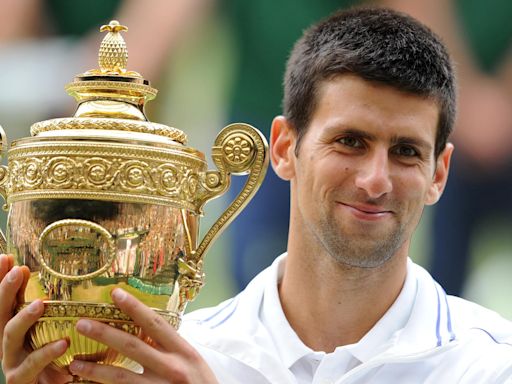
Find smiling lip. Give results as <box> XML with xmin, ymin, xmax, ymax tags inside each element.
<box><xmin>338</xmin><ymin>202</ymin><xmax>393</xmax><ymax>221</ymax></box>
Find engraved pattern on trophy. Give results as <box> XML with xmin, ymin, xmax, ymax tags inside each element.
<box><xmin>6</xmin><ymin>142</ymin><xmax>209</xmax><ymax>211</ymax></box>
<box><xmin>0</xmin><ymin>20</ymin><xmax>268</xmax><ymax>383</ymax></box>
<box><xmin>31</xmin><ymin>118</ymin><xmax>186</xmax><ymax>143</ymax></box>
<box><xmin>223</xmin><ymin>132</ymin><xmax>255</xmax><ymax>169</ymax></box>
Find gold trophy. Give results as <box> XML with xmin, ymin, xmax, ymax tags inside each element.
<box><xmin>0</xmin><ymin>21</ymin><xmax>268</xmax><ymax>383</ymax></box>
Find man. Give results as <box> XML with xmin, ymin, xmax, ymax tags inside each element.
<box><xmin>1</xmin><ymin>7</ymin><xmax>512</xmax><ymax>383</ymax></box>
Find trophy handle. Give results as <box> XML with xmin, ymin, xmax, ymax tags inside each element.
<box><xmin>38</xmin><ymin>219</ymin><xmax>116</xmax><ymax>281</ymax></box>
<box><xmin>193</xmin><ymin>123</ymin><xmax>269</xmax><ymax>263</ymax></box>
<box><xmin>0</xmin><ymin>124</ymin><xmax>9</xmax><ymax>253</ymax></box>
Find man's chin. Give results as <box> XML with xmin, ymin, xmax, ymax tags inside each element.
<box><xmin>330</xmin><ymin>251</ymin><xmax>395</xmax><ymax>269</ymax></box>
<box><xmin>324</xmin><ymin>232</ymin><xmax>403</xmax><ymax>269</ymax></box>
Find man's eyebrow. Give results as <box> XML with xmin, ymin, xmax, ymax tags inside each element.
<box><xmin>328</xmin><ymin>126</ymin><xmax>377</xmax><ymax>141</ymax></box>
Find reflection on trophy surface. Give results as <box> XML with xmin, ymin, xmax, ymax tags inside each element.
<box><xmin>0</xmin><ymin>20</ymin><xmax>268</xmax><ymax>383</ymax></box>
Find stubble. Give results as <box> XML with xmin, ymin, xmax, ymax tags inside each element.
<box><xmin>313</xmin><ymin>207</ymin><xmax>407</xmax><ymax>269</ymax></box>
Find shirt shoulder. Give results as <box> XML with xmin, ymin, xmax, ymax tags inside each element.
<box><xmin>447</xmin><ymin>295</ymin><xmax>512</xmax><ymax>344</ymax></box>
<box><xmin>440</xmin><ymin>295</ymin><xmax>512</xmax><ymax>381</ymax></box>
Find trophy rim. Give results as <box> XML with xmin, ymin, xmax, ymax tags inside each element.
<box><xmin>18</xmin><ymin>300</ymin><xmax>181</xmax><ymax>324</ymax></box>
<box><xmin>10</xmin><ymin>134</ymin><xmax>205</xmax><ymax>159</ymax></box>
<box><xmin>29</xmin><ymin>117</ymin><xmax>187</xmax><ymax>144</ymax></box>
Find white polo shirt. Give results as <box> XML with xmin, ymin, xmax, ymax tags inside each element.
<box><xmin>260</xmin><ymin>255</ymin><xmax>416</xmax><ymax>384</ymax></box>
<box><xmin>182</xmin><ymin>254</ymin><xmax>512</xmax><ymax>383</ymax></box>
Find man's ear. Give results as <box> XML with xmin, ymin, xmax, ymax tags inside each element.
<box><xmin>425</xmin><ymin>143</ymin><xmax>454</xmax><ymax>205</ymax></box>
<box><xmin>270</xmin><ymin>116</ymin><xmax>296</xmax><ymax>181</ymax></box>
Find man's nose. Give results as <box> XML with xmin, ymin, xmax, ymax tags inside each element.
<box><xmin>354</xmin><ymin>149</ymin><xmax>392</xmax><ymax>199</ymax></box>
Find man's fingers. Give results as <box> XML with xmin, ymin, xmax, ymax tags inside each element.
<box><xmin>2</xmin><ymin>300</ymin><xmax>44</xmax><ymax>367</ymax></box>
<box><xmin>0</xmin><ymin>254</ymin><xmax>14</xmax><ymax>277</ymax></box>
<box><xmin>75</xmin><ymin>319</ymin><xmax>165</xmax><ymax>372</ymax></box>
<box><xmin>0</xmin><ymin>254</ymin><xmax>10</xmax><ymax>280</ymax></box>
<box><xmin>4</xmin><ymin>339</ymin><xmax>69</xmax><ymax>384</ymax></box>
<box><xmin>0</xmin><ymin>265</ymin><xmax>24</xmax><ymax>360</ymax></box>
<box><xmin>69</xmin><ymin>360</ymin><xmax>155</xmax><ymax>384</ymax></box>
<box><xmin>0</xmin><ymin>266</ymin><xmax>23</xmax><ymax>313</ymax></box>
<box><xmin>75</xmin><ymin>292</ymin><xmax>218</xmax><ymax>383</ymax></box>
<box><xmin>0</xmin><ymin>254</ymin><xmax>31</xmax><ymax>308</ymax></box>
<box><xmin>110</xmin><ymin>289</ymin><xmax>184</xmax><ymax>352</ymax></box>
<box><xmin>17</xmin><ymin>266</ymin><xmax>30</xmax><ymax>304</ymax></box>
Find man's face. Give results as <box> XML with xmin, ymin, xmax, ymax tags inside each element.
<box><xmin>272</xmin><ymin>75</ymin><xmax>452</xmax><ymax>268</ymax></box>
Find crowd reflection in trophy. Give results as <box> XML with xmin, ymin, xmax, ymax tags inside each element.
<box><xmin>9</xmin><ymin>199</ymin><xmax>191</xmax><ymax>300</ymax></box>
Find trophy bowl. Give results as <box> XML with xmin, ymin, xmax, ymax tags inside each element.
<box><xmin>0</xmin><ymin>21</ymin><xmax>268</xmax><ymax>383</ymax></box>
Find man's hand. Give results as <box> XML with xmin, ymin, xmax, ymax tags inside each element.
<box><xmin>69</xmin><ymin>288</ymin><xmax>218</xmax><ymax>384</ymax></box>
<box><xmin>0</xmin><ymin>254</ymin><xmax>72</xmax><ymax>384</ymax></box>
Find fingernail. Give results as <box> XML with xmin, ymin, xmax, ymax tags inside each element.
<box><xmin>7</xmin><ymin>266</ymin><xmax>19</xmax><ymax>283</ymax></box>
<box><xmin>54</xmin><ymin>339</ymin><xmax>69</xmax><ymax>353</ymax></box>
<box><xmin>76</xmin><ymin>319</ymin><xmax>92</xmax><ymax>333</ymax></box>
<box><xmin>112</xmin><ymin>288</ymin><xmax>127</xmax><ymax>302</ymax></box>
<box><xmin>27</xmin><ymin>300</ymin><xmax>41</xmax><ymax>313</ymax></box>
<box><xmin>70</xmin><ymin>360</ymin><xmax>84</xmax><ymax>373</ymax></box>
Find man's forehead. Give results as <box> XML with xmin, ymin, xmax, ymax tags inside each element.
<box><xmin>311</xmin><ymin>75</ymin><xmax>440</xmax><ymax>137</ymax></box>
<box><xmin>316</xmin><ymin>74</ymin><xmax>440</xmax><ymax>105</ymax></box>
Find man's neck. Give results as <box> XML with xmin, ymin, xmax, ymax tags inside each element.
<box><xmin>278</xmin><ymin>246</ymin><xmax>408</xmax><ymax>353</ymax></box>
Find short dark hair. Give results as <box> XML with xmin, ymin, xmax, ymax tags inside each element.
<box><xmin>283</xmin><ymin>7</ymin><xmax>456</xmax><ymax>158</ymax></box>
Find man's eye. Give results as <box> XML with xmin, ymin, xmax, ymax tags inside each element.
<box><xmin>394</xmin><ymin>145</ymin><xmax>418</xmax><ymax>157</ymax></box>
<box><xmin>338</xmin><ymin>137</ymin><xmax>363</xmax><ymax>148</ymax></box>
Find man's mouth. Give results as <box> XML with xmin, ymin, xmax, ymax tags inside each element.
<box><xmin>338</xmin><ymin>202</ymin><xmax>393</xmax><ymax>220</ymax></box>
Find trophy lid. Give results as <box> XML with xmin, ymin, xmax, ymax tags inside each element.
<box><xmin>30</xmin><ymin>20</ymin><xmax>187</xmax><ymax>145</ymax></box>
<box><xmin>4</xmin><ymin>20</ymin><xmax>215</xmax><ymax>211</ymax></box>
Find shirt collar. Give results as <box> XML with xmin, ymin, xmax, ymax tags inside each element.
<box><xmin>261</xmin><ymin>254</ymin><xmax>311</xmax><ymax>368</ymax></box>
<box><xmin>346</xmin><ymin>258</ymin><xmax>417</xmax><ymax>362</ymax></box>
<box><xmin>260</xmin><ymin>254</ymin><xmax>418</xmax><ymax>368</ymax></box>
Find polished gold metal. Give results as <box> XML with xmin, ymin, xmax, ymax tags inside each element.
<box><xmin>30</xmin><ymin>117</ymin><xmax>187</xmax><ymax>143</ymax></box>
<box><xmin>99</xmin><ymin>21</ymin><xmax>130</xmax><ymax>75</ymax></box>
<box><xmin>38</xmin><ymin>219</ymin><xmax>117</xmax><ymax>282</ymax></box>
<box><xmin>0</xmin><ymin>20</ymin><xmax>268</xmax><ymax>384</ymax></box>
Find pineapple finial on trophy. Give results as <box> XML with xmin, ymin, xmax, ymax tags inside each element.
<box><xmin>82</xmin><ymin>20</ymin><xmax>141</xmax><ymax>78</ymax></box>
<box><xmin>99</xmin><ymin>20</ymin><xmax>129</xmax><ymax>74</ymax></box>
<box><xmin>62</xmin><ymin>18</ymin><xmax>160</xmax><ymax>123</ymax></box>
